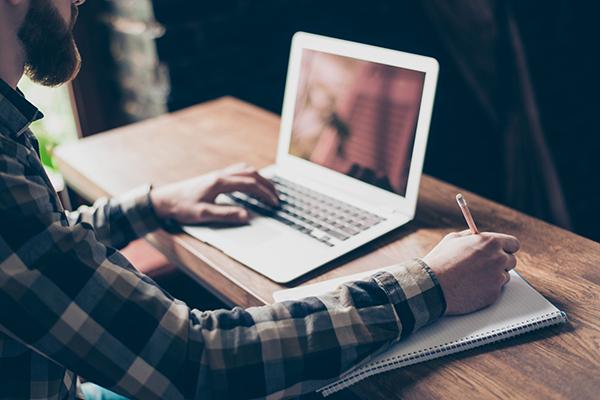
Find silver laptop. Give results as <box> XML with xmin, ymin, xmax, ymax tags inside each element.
<box><xmin>184</xmin><ymin>32</ymin><xmax>439</xmax><ymax>283</ymax></box>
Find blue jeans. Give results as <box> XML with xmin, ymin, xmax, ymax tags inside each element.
<box><xmin>80</xmin><ymin>382</ymin><xmax>129</xmax><ymax>400</ymax></box>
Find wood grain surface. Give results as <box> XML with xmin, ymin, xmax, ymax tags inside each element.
<box><xmin>54</xmin><ymin>97</ymin><xmax>600</xmax><ymax>399</ymax></box>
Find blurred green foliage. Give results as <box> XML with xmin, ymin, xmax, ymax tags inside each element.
<box><xmin>18</xmin><ymin>76</ymin><xmax>78</xmax><ymax>170</ymax></box>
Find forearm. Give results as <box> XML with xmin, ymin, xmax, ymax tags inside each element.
<box><xmin>65</xmin><ymin>185</ymin><xmax>162</xmax><ymax>248</ymax></box>
<box><xmin>193</xmin><ymin>259</ymin><xmax>446</xmax><ymax>399</ymax></box>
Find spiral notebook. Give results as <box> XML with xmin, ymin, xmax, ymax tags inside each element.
<box><xmin>273</xmin><ymin>269</ymin><xmax>567</xmax><ymax>396</ymax></box>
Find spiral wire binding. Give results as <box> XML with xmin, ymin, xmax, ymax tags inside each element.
<box><xmin>319</xmin><ymin>311</ymin><xmax>567</xmax><ymax>396</ymax></box>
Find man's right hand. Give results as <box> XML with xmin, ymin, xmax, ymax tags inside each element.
<box><xmin>423</xmin><ymin>230</ymin><xmax>520</xmax><ymax>315</ymax></box>
<box><xmin>150</xmin><ymin>163</ymin><xmax>278</xmax><ymax>225</ymax></box>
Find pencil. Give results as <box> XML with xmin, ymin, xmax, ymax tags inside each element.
<box><xmin>456</xmin><ymin>193</ymin><xmax>479</xmax><ymax>234</ymax></box>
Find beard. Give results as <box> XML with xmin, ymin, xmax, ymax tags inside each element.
<box><xmin>17</xmin><ymin>0</ymin><xmax>81</xmax><ymax>87</ymax></box>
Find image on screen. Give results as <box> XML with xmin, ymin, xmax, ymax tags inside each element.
<box><xmin>289</xmin><ymin>49</ymin><xmax>425</xmax><ymax>196</ymax></box>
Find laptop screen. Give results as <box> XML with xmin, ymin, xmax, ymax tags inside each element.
<box><xmin>289</xmin><ymin>49</ymin><xmax>426</xmax><ymax>197</ymax></box>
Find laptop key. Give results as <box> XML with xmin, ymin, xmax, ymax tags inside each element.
<box><xmin>228</xmin><ymin>177</ymin><xmax>385</xmax><ymax>245</ymax></box>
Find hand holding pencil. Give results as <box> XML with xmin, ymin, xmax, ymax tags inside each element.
<box><xmin>421</xmin><ymin>193</ymin><xmax>521</xmax><ymax>315</ymax></box>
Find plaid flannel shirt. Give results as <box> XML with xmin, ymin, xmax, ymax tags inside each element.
<box><xmin>0</xmin><ymin>79</ymin><xmax>446</xmax><ymax>400</ymax></box>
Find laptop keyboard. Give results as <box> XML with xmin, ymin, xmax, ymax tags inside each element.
<box><xmin>226</xmin><ymin>176</ymin><xmax>385</xmax><ymax>247</ymax></box>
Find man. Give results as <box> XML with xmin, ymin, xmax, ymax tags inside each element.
<box><xmin>0</xmin><ymin>0</ymin><xmax>520</xmax><ymax>399</ymax></box>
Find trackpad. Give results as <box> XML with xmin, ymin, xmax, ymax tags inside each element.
<box><xmin>184</xmin><ymin>215</ymin><xmax>287</xmax><ymax>247</ymax></box>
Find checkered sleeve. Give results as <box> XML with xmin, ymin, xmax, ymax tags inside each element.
<box><xmin>65</xmin><ymin>185</ymin><xmax>162</xmax><ymax>249</ymax></box>
<box><xmin>198</xmin><ymin>260</ymin><xmax>446</xmax><ymax>399</ymax></box>
<box><xmin>0</xmin><ymin>153</ymin><xmax>446</xmax><ymax>400</ymax></box>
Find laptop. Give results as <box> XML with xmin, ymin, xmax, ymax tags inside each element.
<box><xmin>183</xmin><ymin>32</ymin><xmax>439</xmax><ymax>283</ymax></box>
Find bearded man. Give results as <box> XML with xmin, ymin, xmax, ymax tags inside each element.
<box><xmin>0</xmin><ymin>1</ymin><xmax>520</xmax><ymax>399</ymax></box>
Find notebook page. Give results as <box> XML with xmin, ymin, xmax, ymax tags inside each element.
<box><xmin>274</xmin><ymin>269</ymin><xmax>566</xmax><ymax>394</ymax></box>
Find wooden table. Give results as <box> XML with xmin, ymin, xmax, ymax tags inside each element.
<box><xmin>55</xmin><ymin>97</ymin><xmax>600</xmax><ymax>399</ymax></box>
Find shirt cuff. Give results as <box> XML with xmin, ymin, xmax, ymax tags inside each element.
<box><xmin>371</xmin><ymin>259</ymin><xmax>446</xmax><ymax>340</ymax></box>
<box><xmin>115</xmin><ymin>184</ymin><xmax>165</xmax><ymax>237</ymax></box>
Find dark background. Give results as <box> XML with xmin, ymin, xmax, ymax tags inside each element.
<box><xmin>71</xmin><ymin>0</ymin><xmax>600</xmax><ymax>242</ymax></box>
